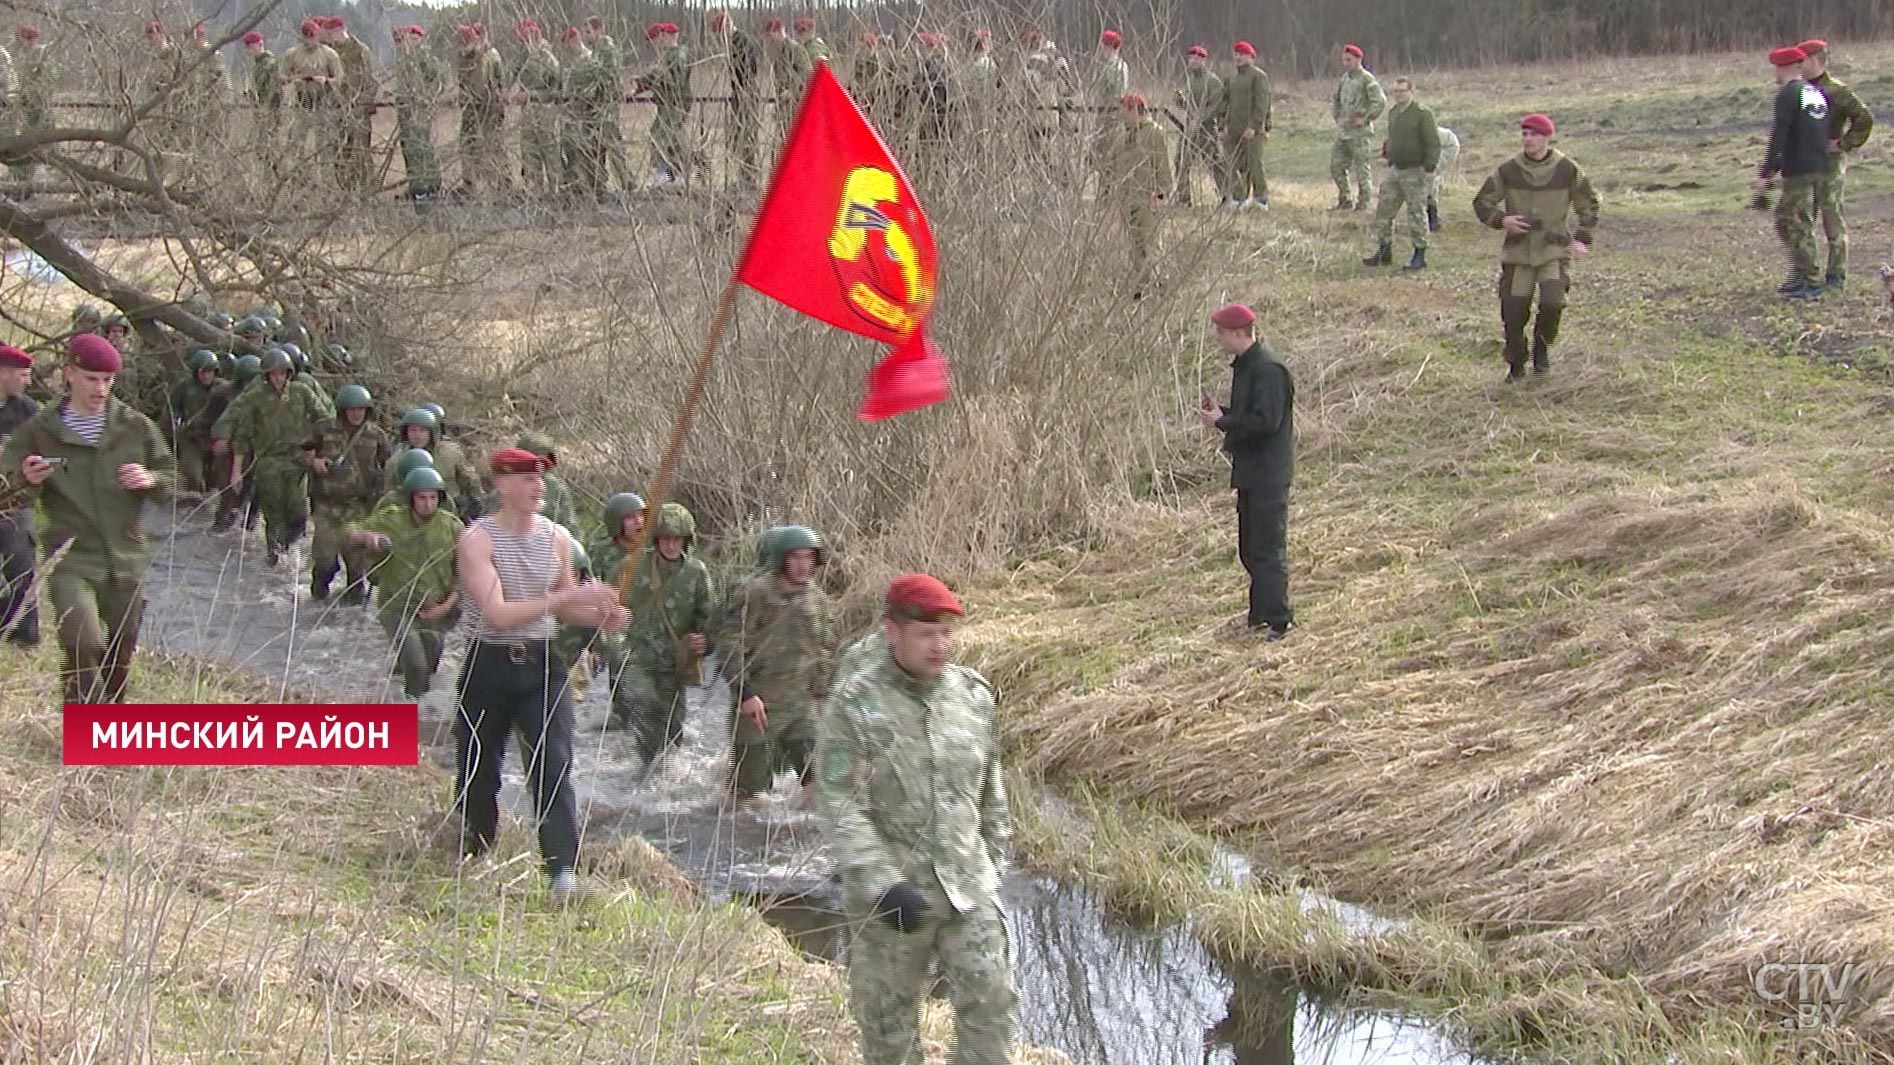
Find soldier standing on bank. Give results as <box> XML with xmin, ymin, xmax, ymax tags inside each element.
<box><xmin>454</xmin><ymin>447</ymin><xmax>627</xmax><ymax>905</ymax></box>
<box><xmin>455</xmin><ymin>23</ymin><xmax>510</xmax><ymax>198</ymax></box>
<box><xmin>0</xmin><ymin>346</ymin><xmax>40</xmax><ymax>648</ymax></box>
<box><xmin>1089</xmin><ymin>30</ymin><xmax>1129</xmax><ymax>178</ymax></box>
<box><xmin>279</xmin><ymin>19</ymin><xmax>341</xmax><ymax>172</ymax></box>
<box><xmin>583</xmin><ymin>16</ymin><xmax>635</xmax><ymax>192</ymax></box>
<box><xmin>1362</xmin><ymin>77</ymin><xmax>1439</xmax><ymax>271</ymax></box>
<box><xmin>637</xmin><ymin>22</ymin><xmax>692</xmax><ymax>186</ymax></box>
<box><xmin>320</xmin><ymin>16</ymin><xmax>374</xmax><ymax>195</ymax></box>
<box><xmin>512</xmin><ymin>20</ymin><xmax>565</xmax><ymax>199</ymax></box>
<box><xmin>1106</xmin><ymin>92</ymin><xmax>1171</xmax><ymax>299</ymax></box>
<box><xmin>1473</xmin><ymin>113</ymin><xmax>1600</xmax><ymax>377</ymax></box>
<box><xmin>1172</xmin><ymin>46</ymin><xmax>1221</xmax><ymax>208</ymax></box>
<box><xmin>242</xmin><ymin>30</ymin><xmax>280</xmax><ymax>154</ymax></box>
<box><xmin>1798</xmin><ymin>40</ymin><xmax>1873</xmax><ymax>293</ymax></box>
<box><xmin>710</xmin><ymin>11</ymin><xmax>764</xmax><ymax>188</ymax></box>
<box><xmin>11</xmin><ymin>26</ymin><xmax>56</xmax><ymax>189</ymax></box>
<box><xmin>817</xmin><ymin>573</ymin><xmax>1017</xmax><ymax>1065</ymax></box>
<box><xmin>1219</xmin><ymin>41</ymin><xmax>1270</xmax><ymax>211</ymax></box>
<box><xmin>1198</xmin><ymin>304</ymin><xmax>1295</xmax><ymax>639</ymax></box>
<box><xmin>346</xmin><ymin>466</ymin><xmax>464</xmax><ymax>700</ymax></box>
<box><xmin>0</xmin><ymin>334</ymin><xmax>174</xmax><ymax>702</ymax></box>
<box><xmin>392</xmin><ymin>25</ymin><xmax>444</xmax><ymax>201</ymax></box>
<box><xmin>1329</xmin><ymin>44</ymin><xmax>1384</xmax><ymax>212</ymax></box>
<box><xmin>720</xmin><ymin>525</ymin><xmax>837</xmax><ymax>810</ymax></box>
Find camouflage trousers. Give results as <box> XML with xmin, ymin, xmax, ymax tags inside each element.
<box><xmin>395</xmin><ymin>105</ymin><xmax>440</xmax><ymax>196</ymax></box>
<box><xmin>649</xmin><ymin>106</ymin><xmax>690</xmax><ymax>177</ymax></box>
<box><xmin>1171</xmin><ymin>125</ymin><xmax>1220</xmax><ymax>205</ymax></box>
<box><xmin>378</xmin><ymin>599</ymin><xmax>457</xmax><ymax>698</ymax></box>
<box><xmin>1330</xmin><ymin>135</ymin><xmax>1375</xmax><ymax>205</ymax></box>
<box><xmin>846</xmin><ymin>882</ymin><xmax>1017</xmax><ymax>1065</ymax></box>
<box><xmin>251</xmin><ymin>457</ymin><xmax>309</xmax><ymax>553</ymax></box>
<box><xmin>611</xmin><ymin>656</ymin><xmax>688</xmax><ymax>765</ymax></box>
<box><xmin>728</xmin><ymin>94</ymin><xmax>764</xmax><ymax>186</ymax></box>
<box><xmin>1374</xmin><ymin>166</ymin><xmax>1429</xmax><ymax>249</ymax></box>
<box><xmin>175</xmin><ymin>435</ymin><xmax>216</xmax><ymax>494</ymax></box>
<box><xmin>1774</xmin><ymin>172</ymin><xmax>1820</xmax><ymax>285</ymax></box>
<box><xmin>1222</xmin><ymin>131</ymin><xmax>1267</xmax><ymax>203</ymax></box>
<box><xmin>48</xmin><ymin>570</ymin><xmax>144</xmax><ymax>706</ymax></box>
<box><xmin>337</xmin><ymin>109</ymin><xmax>373</xmax><ymax>195</ymax></box>
<box><xmin>560</xmin><ymin>119</ymin><xmax>610</xmax><ymax>198</ymax></box>
<box><xmin>1815</xmin><ymin>154</ymin><xmax>1848</xmax><ymax>280</ymax></box>
<box><xmin>458</xmin><ymin>104</ymin><xmax>509</xmax><ymax>194</ymax></box>
<box><xmin>310</xmin><ymin>498</ymin><xmax>372</xmax><ymax>595</ymax></box>
<box><xmin>1121</xmin><ymin>200</ymin><xmax>1160</xmax><ymax>291</ymax></box>
<box><xmin>729</xmin><ymin>691</ymin><xmax>815</xmax><ymax>797</ymax></box>
<box><xmin>520</xmin><ymin>108</ymin><xmax>563</xmax><ymax>197</ymax></box>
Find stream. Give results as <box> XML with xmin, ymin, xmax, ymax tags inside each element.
<box><xmin>139</xmin><ymin>501</ymin><xmax>1491</xmax><ymax>1065</ymax></box>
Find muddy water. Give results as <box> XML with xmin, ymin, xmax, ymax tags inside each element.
<box><xmin>140</xmin><ymin>503</ymin><xmax>1484</xmax><ymax>1065</ymax></box>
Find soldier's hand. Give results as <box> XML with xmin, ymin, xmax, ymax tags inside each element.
<box><xmin>739</xmin><ymin>695</ymin><xmax>767</xmax><ymax>729</ymax></box>
<box><xmin>211</xmin><ymin>438</ymin><xmax>229</xmax><ymax>455</ymax></box>
<box><xmin>600</xmin><ymin>604</ymin><xmax>629</xmax><ymax>632</ymax></box>
<box><xmin>1197</xmin><ymin>403</ymin><xmax>1222</xmax><ymax>429</ymax></box>
<box><xmin>309</xmin><ymin>456</ymin><xmax>329</xmax><ymax>474</ymax></box>
<box><xmin>117</xmin><ymin>463</ymin><xmax>154</xmax><ymax>491</ymax></box>
<box><xmin>1501</xmin><ymin>214</ymin><xmax>1533</xmax><ymax>235</ymax></box>
<box><xmin>874</xmin><ymin>881</ymin><xmax>931</xmax><ymax>934</ymax></box>
<box><xmin>20</xmin><ymin>456</ymin><xmax>52</xmax><ymax>485</ymax></box>
<box><xmin>1571</xmin><ymin>240</ymin><xmax>1590</xmax><ymax>257</ymax></box>
<box><xmin>686</xmin><ymin>632</ymin><xmax>708</xmax><ymax>655</ymax></box>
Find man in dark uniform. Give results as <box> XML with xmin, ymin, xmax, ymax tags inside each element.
<box><xmin>0</xmin><ymin>345</ymin><xmax>41</xmax><ymax>647</ymax></box>
<box><xmin>1198</xmin><ymin>303</ymin><xmax>1294</xmax><ymax>639</ymax></box>
<box><xmin>1753</xmin><ymin>46</ymin><xmax>1832</xmax><ymax>300</ymax></box>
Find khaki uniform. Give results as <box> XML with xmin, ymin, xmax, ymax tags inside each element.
<box><xmin>1472</xmin><ymin>148</ymin><xmax>1600</xmax><ymax>375</ymax></box>
<box><xmin>1220</xmin><ymin>62</ymin><xmax>1271</xmax><ymax>203</ymax></box>
<box><xmin>456</xmin><ymin>43</ymin><xmax>508</xmax><ymax>194</ymax></box>
<box><xmin>1172</xmin><ymin>65</ymin><xmax>1222</xmax><ymax>205</ymax></box>
<box><xmin>515</xmin><ymin>42</ymin><xmax>564</xmax><ymax>196</ymax></box>
<box><xmin>1106</xmin><ymin>116</ymin><xmax>1172</xmax><ymax>291</ymax></box>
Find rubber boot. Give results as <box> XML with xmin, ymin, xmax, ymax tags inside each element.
<box><xmin>1402</xmin><ymin>247</ymin><xmax>1427</xmax><ymax>271</ymax></box>
<box><xmin>1531</xmin><ymin>303</ymin><xmax>1563</xmax><ymax>375</ymax></box>
<box><xmin>310</xmin><ymin>560</ymin><xmax>339</xmax><ymax>601</ymax></box>
<box><xmin>340</xmin><ymin>562</ymin><xmax>368</xmax><ymax>606</ymax></box>
<box><xmin>1362</xmin><ymin>242</ymin><xmax>1393</xmax><ymax>266</ymax></box>
<box><xmin>1501</xmin><ymin>297</ymin><xmax>1532</xmax><ymax>382</ymax></box>
<box><xmin>1426</xmin><ymin>202</ymin><xmax>1441</xmax><ymax>232</ymax></box>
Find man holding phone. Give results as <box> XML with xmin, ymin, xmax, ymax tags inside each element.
<box><xmin>0</xmin><ymin>334</ymin><xmax>173</xmax><ymax>703</ymax></box>
<box><xmin>1198</xmin><ymin>303</ymin><xmax>1296</xmax><ymax>640</ymax></box>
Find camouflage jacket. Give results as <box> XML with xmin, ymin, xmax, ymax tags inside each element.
<box><xmin>817</xmin><ymin>649</ymin><xmax>1010</xmax><ymax>916</ymax></box>
<box><xmin>1332</xmin><ymin>67</ymin><xmax>1386</xmax><ymax>138</ymax></box>
<box><xmin>642</xmin><ymin>43</ymin><xmax>691</xmax><ymax>111</ymax></box>
<box><xmin>304</xmin><ymin>418</ymin><xmax>390</xmax><ymax>506</ymax></box>
<box><xmin>167</xmin><ymin>376</ymin><xmax>229</xmax><ymax>442</ymax></box>
<box><xmin>249</xmin><ymin>50</ymin><xmax>281</xmax><ymax>108</ymax></box>
<box><xmin>349</xmin><ymin>501</ymin><xmax>463</xmax><ymax>611</ymax></box>
<box><xmin>1810</xmin><ymin>71</ymin><xmax>1874</xmax><ymax>154</ymax></box>
<box><xmin>385</xmin><ymin>437</ymin><xmax>481</xmax><ymax>500</ymax></box>
<box><xmin>718</xmin><ymin>573</ymin><xmax>836</xmax><ymax>708</ymax></box>
<box><xmin>767</xmin><ymin>37</ymin><xmax>808</xmax><ymax>97</ymax></box>
<box><xmin>394</xmin><ymin>46</ymin><xmax>444</xmax><ymax>108</ymax></box>
<box><xmin>516</xmin><ymin>42</ymin><xmax>562</xmax><ymax>107</ymax></box>
<box><xmin>457</xmin><ymin>45</ymin><xmax>505</xmax><ymax>110</ymax></box>
<box><xmin>333</xmin><ymin>35</ymin><xmax>374</xmax><ymax>111</ymax></box>
<box><xmin>615</xmin><ymin>548</ymin><xmax>718</xmax><ymax>673</ymax></box>
<box><xmin>563</xmin><ymin>48</ymin><xmax>616</xmax><ymax>120</ymax></box>
<box><xmin>215</xmin><ymin>377</ymin><xmax>330</xmax><ymax>463</ymax></box>
<box><xmin>15</xmin><ymin>43</ymin><xmax>56</xmax><ymax>112</ymax></box>
<box><xmin>1091</xmin><ymin>53</ymin><xmax>1128</xmax><ymax>107</ymax></box>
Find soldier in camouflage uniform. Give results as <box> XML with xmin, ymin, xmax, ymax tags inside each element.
<box><xmin>1363</xmin><ymin>77</ymin><xmax>1439</xmax><ymax>271</ymax></box>
<box><xmin>711</xmin><ymin>12</ymin><xmax>765</xmax><ymax>187</ymax></box>
<box><xmin>817</xmin><ymin>573</ymin><xmax>1015</xmax><ymax>1065</ymax></box>
<box><xmin>1220</xmin><ymin>42</ymin><xmax>1271</xmax><ymax>210</ymax></box>
<box><xmin>167</xmin><ymin>349</ymin><xmax>228</xmax><ymax>493</ymax></box>
<box><xmin>1019</xmin><ymin>33</ymin><xmax>1069</xmax><ymax>178</ymax></box>
<box><xmin>560</xmin><ymin>28</ymin><xmax>613</xmax><ymax>198</ymax></box>
<box><xmin>582</xmin><ymin>490</ymin><xmax>645</xmax><ymax>693</ymax></box>
<box><xmin>322</xmin><ymin>17</ymin><xmax>375</xmax><ymax>195</ymax></box>
<box><xmin>609</xmin><ymin>502</ymin><xmax>718</xmax><ymax>767</ymax></box>
<box><xmin>1172</xmin><ymin>46</ymin><xmax>1221</xmax><ymax>207</ymax></box>
<box><xmin>455</xmin><ymin>23</ymin><xmax>509</xmax><ymax>197</ymax></box>
<box><xmin>1799</xmin><ymin>41</ymin><xmax>1873</xmax><ymax>291</ymax></box>
<box><xmin>347</xmin><ymin>466</ymin><xmax>463</xmax><ymax>699</ymax></box>
<box><xmin>1106</xmin><ymin>93</ymin><xmax>1172</xmax><ymax>298</ymax></box>
<box><xmin>583</xmin><ymin>17</ymin><xmax>634</xmax><ymax>192</ymax></box>
<box><xmin>10</xmin><ymin>26</ymin><xmax>55</xmax><ymax>187</ymax></box>
<box><xmin>214</xmin><ymin>347</ymin><xmax>328</xmax><ymax>564</ymax></box>
<box><xmin>302</xmin><ymin>383</ymin><xmax>390</xmax><ymax>603</ymax></box>
<box><xmin>386</xmin><ymin>408</ymin><xmax>480</xmax><ymax>514</ymax></box>
<box><xmin>392</xmin><ymin>25</ymin><xmax>444</xmax><ymax>200</ymax></box>
<box><xmin>1756</xmin><ymin>46</ymin><xmax>1830</xmax><ymax>300</ymax></box>
<box><xmin>1329</xmin><ymin>45</ymin><xmax>1385</xmax><ymax>211</ymax></box>
<box><xmin>1427</xmin><ymin>124</ymin><xmax>1460</xmax><ymax>231</ymax></box>
<box><xmin>765</xmin><ymin>18</ymin><xmax>808</xmax><ymax>147</ymax></box>
<box><xmin>210</xmin><ymin>351</ymin><xmax>261</xmax><ymax>532</ymax></box>
<box><xmin>637</xmin><ymin>23</ymin><xmax>692</xmax><ymax>185</ymax></box>
<box><xmin>513</xmin><ymin>20</ymin><xmax>564</xmax><ymax>198</ymax></box>
<box><xmin>720</xmin><ymin>524</ymin><xmax>837</xmax><ymax>807</ymax></box>
<box><xmin>242</xmin><ymin>31</ymin><xmax>280</xmax><ymax>154</ymax></box>
<box><xmin>1090</xmin><ymin>30</ymin><xmax>1129</xmax><ymax>178</ymax></box>
<box><xmin>794</xmin><ymin>18</ymin><xmax>830</xmax><ymax>65</ymax></box>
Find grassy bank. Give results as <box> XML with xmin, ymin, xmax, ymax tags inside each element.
<box><xmin>961</xmin><ymin>44</ymin><xmax>1894</xmax><ymax>1065</ymax></box>
<box><xmin>0</xmin><ymin>649</ymin><xmax>973</xmax><ymax>1062</ymax></box>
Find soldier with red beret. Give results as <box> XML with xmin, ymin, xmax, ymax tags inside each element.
<box><xmin>0</xmin><ymin>345</ymin><xmax>39</xmax><ymax>647</ymax></box>
<box><xmin>1198</xmin><ymin>303</ymin><xmax>1296</xmax><ymax>639</ymax></box>
<box><xmin>1172</xmin><ymin>45</ymin><xmax>1222</xmax><ymax>207</ymax></box>
<box><xmin>1330</xmin><ymin>44</ymin><xmax>1386</xmax><ymax>210</ymax></box>
<box><xmin>0</xmin><ymin>335</ymin><xmax>174</xmax><ymax>701</ymax></box>
<box><xmin>9</xmin><ymin>24</ymin><xmax>56</xmax><ymax>188</ymax></box>
<box><xmin>1090</xmin><ymin>29</ymin><xmax>1130</xmax><ymax>175</ymax></box>
<box><xmin>454</xmin><ymin>447</ymin><xmax>627</xmax><ymax>905</ymax></box>
<box><xmin>1797</xmin><ymin>40</ymin><xmax>1873</xmax><ymax>292</ymax></box>
<box><xmin>817</xmin><ymin>573</ymin><xmax>1016</xmax><ymax>1065</ymax></box>
<box><xmin>1221</xmin><ymin>41</ymin><xmax>1272</xmax><ymax>210</ymax></box>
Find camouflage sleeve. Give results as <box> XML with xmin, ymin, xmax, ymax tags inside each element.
<box><xmin>1363</xmin><ymin>76</ymin><xmax>1386</xmax><ymax>121</ymax></box>
<box><xmin>976</xmin><ymin>687</ymin><xmax>1011</xmax><ymax>873</ymax></box>
<box><xmin>1571</xmin><ymin>163</ymin><xmax>1600</xmax><ymax>247</ymax></box>
<box><xmin>717</xmin><ymin>583</ymin><xmax>759</xmax><ymax>701</ymax></box>
<box><xmin>1838</xmin><ymin>83</ymin><xmax>1873</xmax><ymax>152</ymax></box>
<box><xmin>816</xmin><ymin>684</ymin><xmax>901</xmax><ymax>901</ymax></box>
<box><xmin>0</xmin><ymin>417</ymin><xmax>44</xmax><ymax>509</ymax></box>
<box><xmin>1472</xmin><ymin>167</ymin><xmax>1507</xmax><ymax>229</ymax></box>
<box><xmin>691</xmin><ymin>566</ymin><xmax>719</xmax><ymax>642</ymax></box>
<box><xmin>811</xmin><ymin>593</ymin><xmax>838</xmax><ymax>700</ymax></box>
<box><xmin>349</xmin><ymin>502</ymin><xmax>405</xmax><ymax>545</ymax></box>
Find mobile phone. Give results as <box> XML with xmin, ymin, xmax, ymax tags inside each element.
<box><xmin>42</xmin><ymin>457</ymin><xmax>66</xmax><ymax>469</ymax></box>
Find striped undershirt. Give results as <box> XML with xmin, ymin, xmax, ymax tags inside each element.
<box><xmin>464</xmin><ymin>513</ymin><xmax>560</xmax><ymax>642</ymax></box>
<box><xmin>60</xmin><ymin>404</ymin><xmax>106</xmax><ymax>445</ymax></box>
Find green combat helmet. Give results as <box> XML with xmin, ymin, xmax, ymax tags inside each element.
<box><xmin>420</xmin><ymin>402</ymin><xmax>446</xmax><ymax>424</ymax></box>
<box><xmin>71</xmin><ymin>303</ymin><xmax>103</xmax><ymax>332</ymax></box>
<box><xmin>324</xmin><ymin>343</ymin><xmax>352</xmax><ymax>368</ymax></box>
<box><xmin>233</xmin><ymin>354</ymin><xmax>263</xmax><ymax>381</ymax></box>
<box><xmin>393</xmin><ymin>447</ymin><xmax>435</xmax><ymax>481</ymax></box>
<box><xmin>259</xmin><ymin>348</ymin><xmax>292</xmax><ymax>374</ymax></box>
<box><xmin>185</xmin><ymin>349</ymin><xmax>220</xmax><ymax>372</ymax></box>
<box><xmin>401</xmin><ymin>465</ymin><xmax>447</xmax><ymax>498</ymax></box>
<box><xmin>570</xmin><ymin>541</ymin><xmax>593</xmax><ymax>580</ymax></box>
<box><xmin>234</xmin><ymin>315</ymin><xmax>268</xmax><ymax>339</ymax></box>
<box><xmin>652</xmin><ymin>502</ymin><xmax>696</xmax><ymax>547</ymax></box>
<box><xmin>207</xmin><ymin>311</ymin><xmax>235</xmax><ymax>331</ymax></box>
<box><xmin>516</xmin><ymin>430</ymin><xmax>557</xmax><ymax>463</ymax></box>
<box><xmin>602</xmin><ymin>492</ymin><xmax>646</xmax><ymax>537</ymax></box>
<box><xmin>334</xmin><ymin>384</ymin><xmax>373</xmax><ymax>410</ymax></box>
<box><xmin>398</xmin><ymin>408</ymin><xmax>439</xmax><ymax>446</ymax></box>
<box><xmin>279</xmin><ymin>342</ymin><xmax>310</xmax><ymax>372</ymax></box>
<box><xmin>769</xmin><ymin>524</ymin><xmax>827</xmax><ymax>571</ymax></box>
<box><xmin>101</xmin><ymin>314</ymin><xmax>129</xmax><ymax>336</ymax></box>
<box><xmin>754</xmin><ymin>526</ymin><xmax>785</xmax><ymax>571</ymax></box>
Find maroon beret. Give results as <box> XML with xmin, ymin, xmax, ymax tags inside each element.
<box><xmin>1770</xmin><ymin>45</ymin><xmax>1807</xmax><ymax>66</ymax></box>
<box><xmin>645</xmin><ymin>22</ymin><xmax>667</xmax><ymax>39</ymax></box>
<box><xmin>1099</xmin><ymin>29</ymin><xmax>1122</xmax><ymax>47</ymax></box>
<box><xmin>241</xmin><ymin>29</ymin><xmax>263</xmax><ymax>44</ymax></box>
<box><xmin>1210</xmin><ymin>303</ymin><xmax>1257</xmax><ymax>329</ymax></box>
<box><xmin>0</xmin><ymin>345</ymin><xmax>31</xmax><ymax>368</ymax></box>
<box><xmin>1342</xmin><ymin>44</ymin><xmax>1363</xmax><ymax>58</ymax></box>
<box><xmin>1186</xmin><ymin>45</ymin><xmax>1208</xmax><ymax>58</ymax></box>
<box><xmin>68</xmin><ymin>333</ymin><xmax>122</xmax><ymax>373</ymax></box>
<box><xmin>489</xmin><ymin>448</ymin><xmax>550</xmax><ymax>475</ymax></box>
<box><xmin>1233</xmin><ymin>41</ymin><xmax>1256</xmax><ymax>57</ymax></box>
<box><xmin>793</xmin><ymin>17</ymin><xmax>815</xmax><ymax>33</ymax></box>
<box><xmin>886</xmin><ymin>573</ymin><xmax>963</xmax><ymax>620</ymax></box>
<box><xmin>1519</xmin><ymin>112</ymin><xmax>1555</xmax><ymax>135</ymax></box>
<box><xmin>19</xmin><ymin>25</ymin><xmax>40</xmax><ymax>41</ymax></box>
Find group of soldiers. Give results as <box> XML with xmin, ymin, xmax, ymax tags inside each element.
<box><xmin>1754</xmin><ymin>39</ymin><xmax>1873</xmax><ymax>299</ymax></box>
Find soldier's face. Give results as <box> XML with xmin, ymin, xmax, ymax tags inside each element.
<box><xmin>1342</xmin><ymin>53</ymin><xmax>1360</xmax><ymax>71</ymax></box>
<box><xmin>66</xmin><ymin>368</ymin><xmax>114</xmax><ymax>410</ymax></box>
<box><xmin>405</xmin><ymin>425</ymin><xmax>430</xmax><ymax>447</ymax></box>
<box><xmin>1214</xmin><ymin>324</ymin><xmax>1253</xmax><ymax>354</ymax></box>
<box><xmin>1521</xmin><ymin>130</ymin><xmax>1550</xmax><ymax>158</ymax></box>
<box><xmin>657</xmin><ymin>535</ymin><xmax>684</xmax><ymax>560</ymax></box>
<box><xmin>619</xmin><ymin>514</ymin><xmax>645</xmax><ymax>541</ymax></box>
<box><xmin>1187</xmin><ymin>54</ymin><xmax>1205</xmax><ymax>70</ymax></box>
<box><xmin>195</xmin><ymin>367</ymin><xmax>216</xmax><ymax>385</ymax></box>
<box><xmin>411</xmin><ymin>491</ymin><xmax>439</xmax><ymax>519</ymax></box>
<box><xmin>0</xmin><ymin>367</ymin><xmax>30</xmax><ymax>397</ymax></box>
<box><xmin>496</xmin><ymin>471</ymin><xmax>544</xmax><ymax>512</ymax></box>
<box><xmin>779</xmin><ymin>548</ymin><xmax>815</xmax><ymax>586</ymax></box>
<box><xmin>266</xmin><ymin>369</ymin><xmax>289</xmax><ymax>391</ymax></box>
<box><xmin>245</xmin><ymin>41</ymin><xmax>263</xmax><ymax>55</ymax></box>
<box><xmin>887</xmin><ymin>617</ymin><xmax>954</xmax><ymax>678</ymax></box>
<box><xmin>343</xmin><ymin>407</ymin><xmax>368</xmax><ymax>426</ymax></box>
<box><xmin>1121</xmin><ymin>103</ymin><xmax>1139</xmax><ymax>126</ymax></box>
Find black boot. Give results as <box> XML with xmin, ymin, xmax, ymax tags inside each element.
<box><xmin>1362</xmin><ymin>242</ymin><xmax>1393</xmax><ymax>266</ymax></box>
<box><xmin>1531</xmin><ymin>303</ymin><xmax>1563</xmax><ymax>375</ymax></box>
<box><xmin>1776</xmin><ymin>274</ymin><xmax>1805</xmax><ymax>295</ymax></box>
<box><xmin>1329</xmin><ymin>194</ymin><xmax>1353</xmax><ymax>211</ymax></box>
<box><xmin>1426</xmin><ymin>202</ymin><xmax>1441</xmax><ymax>232</ymax></box>
<box><xmin>1501</xmin><ymin>297</ymin><xmax>1532</xmax><ymax>382</ymax></box>
<box><xmin>311</xmin><ymin>561</ymin><xmax>338</xmax><ymax>601</ymax></box>
<box><xmin>1402</xmin><ymin>247</ymin><xmax>1427</xmax><ymax>271</ymax></box>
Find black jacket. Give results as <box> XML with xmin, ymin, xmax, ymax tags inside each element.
<box><xmin>1762</xmin><ymin>77</ymin><xmax>1831</xmax><ymax>179</ymax></box>
<box><xmin>1216</xmin><ymin>342</ymin><xmax>1294</xmax><ymax>491</ymax></box>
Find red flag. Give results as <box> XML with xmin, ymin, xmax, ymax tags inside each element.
<box><xmin>735</xmin><ymin>61</ymin><xmax>948</xmax><ymax>420</ymax></box>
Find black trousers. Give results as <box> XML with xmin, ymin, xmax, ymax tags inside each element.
<box><xmin>453</xmin><ymin>640</ymin><xmax>580</xmax><ymax>875</ymax></box>
<box><xmin>0</xmin><ymin>517</ymin><xmax>38</xmax><ymax>646</ymax></box>
<box><xmin>1236</xmin><ymin>489</ymin><xmax>1292</xmax><ymax>630</ymax></box>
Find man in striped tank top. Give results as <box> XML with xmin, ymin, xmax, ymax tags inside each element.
<box><xmin>454</xmin><ymin>447</ymin><xmax>626</xmax><ymax>903</ymax></box>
